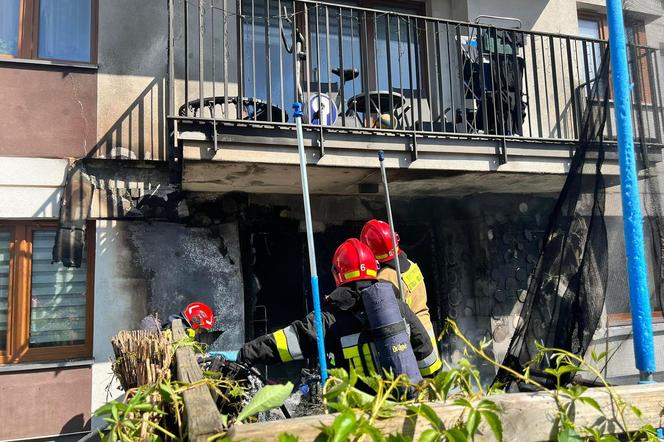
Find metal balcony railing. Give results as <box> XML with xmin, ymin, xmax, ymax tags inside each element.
<box><xmin>168</xmin><ymin>0</ymin><xmax>664</xmax><ymax>151</ymax></box>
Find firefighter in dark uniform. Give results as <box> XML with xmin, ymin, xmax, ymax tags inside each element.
<box><xmin>361</xmin><ymin>220</ymin><xmax>439</xmax><ymax>357</ymax></box>
<box><xmin>238</xmin><ymin>238</ymin><xmax>441</xmax><ymax>379</ymax></box>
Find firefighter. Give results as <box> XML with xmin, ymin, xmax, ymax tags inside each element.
<box><xmin>360</xmin><ymin>220</ymin><xmax>438</xmax><ymax>354</ymax></box>
<box><xmin>139</xmin><ymin>301</ymin><xmax>216</xmax><ymax>338</ymax></box>
<box><xmin>238</xmin><ymin>238</ymin><xmax>441</xmax><ymax>380</ymax></box>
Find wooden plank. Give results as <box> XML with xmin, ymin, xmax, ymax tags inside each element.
<box><xmin>172</xmin><ymin>319</ymin><xmax>224</xmax><ymax>442</ymax></box>
<box><xmin>230</xmin><ymin>383</ymin><xmax>664</xmax><ymax>442</ymax></box>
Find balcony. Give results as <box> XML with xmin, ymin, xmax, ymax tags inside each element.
<box><xmin>166</xmin><ymin>0</ymin><xmax>664</xmax><ymax>194</ymax></box>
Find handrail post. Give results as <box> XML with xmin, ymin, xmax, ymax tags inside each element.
<box><xmin>606</xmin><ymin>0</ymin><xmax>656</xmax><ymax>383</ymax></box>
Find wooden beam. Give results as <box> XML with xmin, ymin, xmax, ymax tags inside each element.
<box><xmin>230</xmin><ymin>383</ymin><xmax>664</xmax><ymax>441</ymax></box>
<box><xmin>172</xmin><ymin>319</ymin><xmax>224</xmax><ymax>442</ymax></box>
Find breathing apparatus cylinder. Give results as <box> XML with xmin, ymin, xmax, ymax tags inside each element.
<box><xmin>361</xmin><ymin>282</ymin><xmax>423</xmax><ymax>383</ymax></box>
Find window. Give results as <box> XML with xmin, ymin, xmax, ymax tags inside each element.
<box><xmin>577</xmin><ymin>11</ymin><xmax>653</xmax><ymax>104</ymax></box>
<box><xmin>240</xmin><ymin>0</ymin><xmax>425</xmax><ymax>118</ymax></box>
<box><xmin>0</xmin><ymin>0</ymin><xmax>97</xmax><ymax>63</ymax></box>
<box><xmin>0</xmin><ymin>221</ymin><xmax>94</xmax><ymax>364</ymax></box>
<box><xmin>604</xmin><ymin>218</ymin><xmax>662</xmax><ymax>324</ymax></box>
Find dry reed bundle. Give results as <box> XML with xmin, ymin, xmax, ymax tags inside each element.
<box><xmin>111</xmin><ymin>329</ymin><xmax>173</xmax><ymax>391</ymax></box>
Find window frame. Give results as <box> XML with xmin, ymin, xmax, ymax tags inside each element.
<box><xmin>2</xmin><ymin>0</ymin><xmax>98</xmax><ymax>64</ymax></box>
<box><xmin>0</xmin><ymin>220</ymin><xmax>94</xmax><ymax>364</ymax></box>
<box><xmin>577</xmin><ymin>10</ymin><xmax>654</xmax><ymax>105</ymax></box>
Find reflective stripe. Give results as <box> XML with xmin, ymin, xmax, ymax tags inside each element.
<box><xmin>417</xmin><ymin>349</ymin><xmax>442</xmax><ymax>376</ymax></box>
<box><xmin>283</xmin><ymin>325</ymin><xmax>304</xmax><ymax>360</ymax></box>
<box><xmin>341</xmin><ymin>333</ymin><xmax>360</xmax><ymax>348</ymax></box>
<box><xmin>343</xmin><ymin>270</ymin><xmax>361</xmax><ymax>280</ymax></box>
<box><xmin>420</xmin><ymin>357</ymin><xmax>442</xmax><ymax>376</ymax></box>
<box><xmin>366</xmin><ymin>268</ymin><xmax>377</xmax><ymax>277</ymax></box>
<box><xmin>361</xmin><ymin>343</ymin><xmax>376</xmax><ymax>374</ymax></box>
<box><xmin>417</xmin><ymin>350</ymin><xmax>439</xmax><ymax>369</ymax></box>
<box><xmin>425</xmin><ymin>327</ymin><xmax>440</xmax><ymax>358</ymax></box>
<box><xmin>375</xmin><ymin>253</ymin><xmax>389</xmax><ymax>260</ymax></box>
<box><xmin>273</xmin><ymin>329</ymin><xmax>293</xmax><ymax>362</ymax></box>
<box><xmin>343</xmin><ymin>345</ymin><xmax>360</xmax><ymax>359</ymax></box>
<box><xmin>341</xmin><ymin>334</ymin><xmax>377</xmax><ymax>375</ymax></box>
<box><xmin>401</xmin><ymin>263</ymin><xmax>424</xmax><ymax>292</ymax></box>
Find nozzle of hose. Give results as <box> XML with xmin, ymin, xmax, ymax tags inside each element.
<box><xmin>293</xmin><ymin>102</ymin><xmax>304</xmax><ymax>118</ymax></box>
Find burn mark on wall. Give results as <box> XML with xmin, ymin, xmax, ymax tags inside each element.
<box><xmin>124</xmin><ymin>221</ymin><xmax>245</xmax><ymax>351</ymax></box>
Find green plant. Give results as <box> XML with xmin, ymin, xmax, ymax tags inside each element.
<box><xmin>314</xmin><ymin>363</ymin><xmax>503</xmax><ymax>442</ymax></box>
<box><xmin>95</xmin><ymin>382</ymin><xmax>179</xmax><ymax>442</ymax></box>
<box><xmin>236</xmin><ymin>382</ymin><xmax>294</xmax><ymax>422</ymax></box>
<box><xmin>445</xmin><ymin>320</ymin><xmax>659</xmax><ymax>442</ymax></box>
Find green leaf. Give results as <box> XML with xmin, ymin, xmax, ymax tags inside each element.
<box><xmin>577</xmin><ymin>396</ymin><xmax>602</xmax><ymax>413</ymax></box>
<box><xmin>94</xmin><ymin>402</ymin><xmax>115</xmax><ymax>417</ymax></box>
<box><xmin>452</xmin><ymin>398</ymin><xmax>473</xmax><ymax>409</ymax></box>
<box><xmin>357</xmin><ymin>420</ymin><xmax>386</xmax><ymax>442</ymax></box>
<box><xmin>629</xmin><ymin>404</ymin><xmax>643</xmax><ymax>418</ymax></box>
<box><xmin>111</xmin><ymin>404</ymin><xmax>119</xmax><ymax>422</ymax></box>
<box><xmin>477</xmin><ymin>399</ymin><xmax>500</xmax><ymax>413</ymax></box>
<box><xmin>278</xmin><ymin>433</ymin><xmax>300</xmax><ymax>442</ymax></box>
<box><xmin>591</xmin><ymin>350</ymin><xmax>608</xmax><ymax>363</ymax></box>
<box><xmin>236</xmin><ymin>382</ymin><xmax>293</xmax><ymax>422</ymax></box>
<box><xmin>329</xmin><ymin>368</ymin><xmax>349</xmax><ymax>382</ymax></box>
<box><xmin>557</xmin><ymin>427</ymin><xmax>583</xmax><ymax>442</ymax></box>
<box><xmin>416</xmin><ymin>404</ymin><xmax>444</xmax><ymax>431</ymax></box>
<box><xmin>543</xmin><ymin>367</ymin><xmax>559</xmax><ymax>378</ymax></box>
<box><xmin>434</xmin><ymin>370</ymin><xmax>459</xmax><ymax>400</ymax></box>
<box><xmin>331</xmin><ymin>411</ymin><xmax>358</xmax><ymax>442</ymax></box>
<box><xmin>480</xmin><ymin>410</ymin><xmax>503</xmax><ymax>442</ymax></box>
<box><xmin>418</xmin><ymin>429</ymin><xmax>440</xmax><ymax>442</ymax></box>
<box><xmin>465</xmin><ymin>410</ymin><xmax>480</xmax><ymax>437</ymax></box>
<box><xmin>441</xmin><ymin>428</ymin><xmax>469</xmax><ymax>442</ymax></box>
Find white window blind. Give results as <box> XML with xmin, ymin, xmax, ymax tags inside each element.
<box><xmin>30</xmin><ymin>231</ymin><xmax>87</xmax><ymax>348</ymax></box>
<box><xmin>0</xmin><ymin>232</ymin><xmax>10</xmax><ymax>351</ymax></box>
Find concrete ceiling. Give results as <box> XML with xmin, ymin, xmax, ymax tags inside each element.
<box><xmin>183</xmin><ymin>161</ymin><xmax>572</xmax><ymax>197</ymax></box>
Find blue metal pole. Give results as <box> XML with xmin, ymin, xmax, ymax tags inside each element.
<box><xmin>606</xmin><ymin>0</ymin><xmax>656</xmax><ymax>382</ymax></box>
<box><xmin>293</xmin><ymin>102</ymin><xmax>329</xmax><ymax>384</ymax></box>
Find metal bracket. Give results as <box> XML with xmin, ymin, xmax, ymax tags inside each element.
<box><xmin>318</xmin><ymin>125</ymin><xmax>325</xmax><ymax>157</ymax></box>
<box><xmin>411</xmin><ymin>132</ymin><xmax>418</xmax><ymax>161</ymax></box>
<box><xmin>213</xmin><ymin>119</ymin><xmax>219</xmax><ymax>151</ymax></box>
<box><xmin>498</xmin><ymin>137</ymin><xmax>508</xmax><ymax>164</ymax></box>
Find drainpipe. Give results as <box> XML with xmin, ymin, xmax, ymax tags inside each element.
<box><xmin>606</xmin><ymin>0</ymin><xmax>656</xmax><ymax>382</ymax></box>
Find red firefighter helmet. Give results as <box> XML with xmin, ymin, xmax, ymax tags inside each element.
<box><xmin>331</xmin><ymin>238</ymin><xmax>379</xmax><ymax>287</ymax></box>
<box><xmin>360</xmin><ymin>219</ymin><xmax>400</xmax><ymax>263</ymax></box>
<box><xmin>183</xmin><ymin>302</ymin><xmax>215</xmax><ymax>331</ymax></box>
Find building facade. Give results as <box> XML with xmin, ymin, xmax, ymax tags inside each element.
<box><xmin>0</xmin><ymin>0</ymin><xmax>663</xmax><ymax>439</ymax></box>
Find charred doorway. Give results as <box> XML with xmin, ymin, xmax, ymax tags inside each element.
<box><xmin>240</xmin><ymin>207</ymin><xmax>443</xmax><ymax>383</ymax></box>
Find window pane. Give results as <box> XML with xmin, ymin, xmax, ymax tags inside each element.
<box><xmin>38</xmin><ymin>0</ymin><xmax>91</xmax><ymax>62</ymax></box>
<box><xmin>30</xmin><ymin>231</ymin><xmax>87</xmax><ymax>348</ymax></box>
<box><xmin>0</xmin><ymin>0</ymin><xmax>20</xmax><ymax>56</ymax></box>
<box><xmin>577</xmin><ymin>18</ymin><xmax>603</xmax><ymax>90</ymax></box>
<box><xmin>0</xmin><ymin>231</ymin><xmax>10</xmax><ymax>351</ymax></box>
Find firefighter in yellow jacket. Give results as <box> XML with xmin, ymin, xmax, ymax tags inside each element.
<box><xmin>361</xmin><ymin>220</ymin><xmax>438</xmax><ymax>354</ymax></box>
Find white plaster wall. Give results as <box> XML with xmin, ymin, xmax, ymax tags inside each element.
<box><xmin>0</xmin><ymin>156</ymin><xmax>67</xmax><ymax>218</ymax></box>
<box><xmin>90</xmin><ymin>220</ymin><xmax>150</xmax><ymax>429</ymax></box>
<box><xmin>466</xmin><ymin>0</ymin><xmax>579</xmax><ymax>33</ymax></box>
